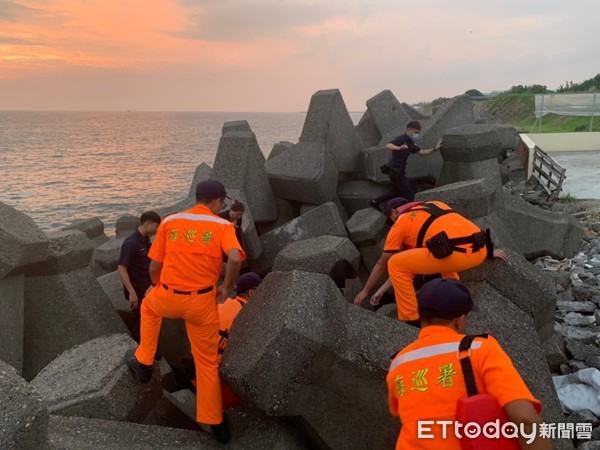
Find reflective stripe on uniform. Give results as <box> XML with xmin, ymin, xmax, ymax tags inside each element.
<box><xmin>163</xmin><ymin>213</ymin><xmax>231</xmax><ymax>225</ymax></box>
<box><xmin>389</xmin><ymin>340</ymin><xmax>483</xmax><ymax>371</ymax></box>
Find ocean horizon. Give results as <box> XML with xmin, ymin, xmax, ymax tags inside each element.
<box><xmin>0</xmin><ymin>110</ymin><xmax>363</xmax><ymax>235</ymax></box>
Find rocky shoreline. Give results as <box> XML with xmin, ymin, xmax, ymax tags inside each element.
<box><xmin>1</xmin><ymin>88</ymin><xmax>596</xmax><ymax>449</ymax></box>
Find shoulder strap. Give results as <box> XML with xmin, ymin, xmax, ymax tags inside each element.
<box><xmin>458</xmin><ymin>334</ymin><xmax>488</xmax><ymax>397</ymax></box>
<box><xmin>415</xmin><ymin>203</ymin><xmax>455</xmax><ymax>248</ymax></box>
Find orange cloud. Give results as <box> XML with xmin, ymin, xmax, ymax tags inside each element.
<box><xmin>0</xmin><ymin>0</ymin><xmax>304</xmax><ymax>81</ymax></box>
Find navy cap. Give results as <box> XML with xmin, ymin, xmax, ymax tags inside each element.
<box><xmin>195</xmin><ymin>180</ymin><xmax>228</xmax><ymax>199</ymax></box>
<box><xmin>235</xmin><ymin>272</ymin><xmax>262</xmax><ymax>293</ymax></box>
<box><xmin>417</xmin><ymin>278</ymin><xmax>478</xmax><ymax>319</ymax></box>
<box><xmin>385</xmin><ymin>197</ymin><xmax>409</xmax><ymax>224</ymax></box>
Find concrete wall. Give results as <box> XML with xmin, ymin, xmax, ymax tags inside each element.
<box><xmin>524</xmin><ymin>132</ymin><xmax>600</xmax><ymax>152</ymax></box>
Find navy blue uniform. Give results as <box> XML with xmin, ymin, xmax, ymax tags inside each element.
<box><xmin>118</xmin><ymin>230</ymin><xmax>151</xmax><ymax>342</ymax></box>
<box><xmin>389</xmin><ymin>134</ymin><xmax>421</xmax><ymax>172</ymax></box>
<box><xmin>375</xmin><ymin>134</ymin><xmax>421</xmax><ymax>204</ymax></box>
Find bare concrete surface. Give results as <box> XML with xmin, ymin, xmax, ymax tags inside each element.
<box><xmin>551</xmin><ymin>151</ymin><xmax>600</xmax><ymax>199</ymax></box>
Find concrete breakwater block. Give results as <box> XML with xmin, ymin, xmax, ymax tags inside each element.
<box><xmin>224</xmin><ymin>188</ymin><xmax>263</xmax><ymax>260</ymax></box>
<box><xmin>23</xmin><ymin>268</ymin><xmax>127</xmax><ymax>379</ymax></box>
<box><xmin>26</xmin><ymin>230</ymin><xmax>94</xmax><ymax>276</ymax></box>
<box><xmin>268</xmin><ymin>140</ymin><xmax>294</xmax><ymax>161</ymax></box>
<box><xmin>265</xmin><ymin>142</ymin><xmax>338</xmax><ymax>205</ymax></box>
<box><xmin>0</xmin><ymin>275</ymin><xmax>25</xmax><ymax>373</ymax></box>
<box><xmin>415</xmin><ymin>179</ymin><xmax>500</xmax><ymax>220</ymax></box>
<box><xmin>250</xmin><ymin>202</ymin><xmax>347</xmax><ymax>275</ymax></box>
<box><xmin>499</xmin><ymin>193</ymin><xmax>584</xmax><ymax>259</ymax></box>
<box><xmin>337</xmin><ymin>180</ymin><xmax>391</xmax><ymax>217</ymax></box>
<box><xmin>186</xmin><ymin>163</ymin><xmax>215</xmax><ymax>198</ymax></box>
<box><xmin>115</xmin><ymin>214</ymin><xmax>138</xmax><ymax>239</ymax></box>
<box><xmin>47</xmin><ymin>405</ymin><xmax>310</xmax><ymax>449</ymax></box>
<box><xmin>62</xmin><ymin>217</ymin><xmax>108</xmax><ymax>247</ymax></box>
<box><xmin>214</xmin><ymin>128</ymin><xmax>277</xmax><ymax>224</ymax></box>
<box><xmin>272</xmin><ymin>235</ymin><xmax>360</xmax><ymax>275</ymax></box>
<box><xmin>417</xmin><ymin>94</ymin><xmax>475</xmax><ymax>181</ymax></box>
<box><xmin>97</xmin><ymin>270</ymin><xmax>134</xmax><ymax>332</ymax></box>
<box><xmin>299</xmin><ymin>88</ymin><xmax>363</xmax><ymax>173</ymax></box>
<box><xmin>461</xmin><ymin>247</ymin><xmax>556</xmax><ymax>341</ymax></box>
<box><xmin>0</xmin><ymin>359</ymin><xmax>50</xmax><ymax>450</ymax></box>
<box><xmin>437</xmin><ymin>124</ymin><xmax>504</xmax><ymax>193</ymax></box>
<box><xmin>345</xmin><ymin>207</ymin><xmax>387</xmax><ymax>246</ymax></box>
<box><xmin>32</xmin><ymin>333</ymin><xmax>162</xmax><ymax>422</ymax></box>
<box><xmin>0</xmin><ymin>201</ymin><xmax>48</xmax><ymax>280</ymax></box>
<box><xmin>222</xmin><ymin>270</ymin><xmax>418</xmax><ymax>450</ymax></box>
<box><xmin>94</xmin><ymin>237</ymin><xmax>126</xmax><ymax>272</ymax></box>
<box><xmin>359</xmin><ymin>89</ymin><xmax>412</xmax><ymax>147</ymax></box>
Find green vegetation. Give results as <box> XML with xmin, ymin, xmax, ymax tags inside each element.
<box><xmin>473</xmin><ymin>74</ymin><xmax>600</xmax><ymax>133</ymax></box>
<box><xmin>423</xmin><ymin>74</ymin><xmax>600</xmax><ymax>133</ymax></box>
<box><xmin>559</xmin><ymin>193</ymin><xmax>579</xmax><ymax>203</ymax></box>
<box><xmin>464</xmin><ymin>88</ymin><xmax>484</xmax><ymax>97</ymax></box>
<box><xmin>558</xmin><ymin>74</ymin><xmax>600</xmax><ymax>93</ymax></box>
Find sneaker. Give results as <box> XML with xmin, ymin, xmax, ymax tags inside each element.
<box><xmin>368</xmin><ymin>199</ymin><xmax>381</xmax><ymax>211</ymax></box>
<box><xmin>124</xmin><ymin>348</ymin><xmax>153</xmax><ymax>383</ymax></box>
<box><xmin>210</xmin><ymin>416</ymin><xmax>231</xmax><ymax>444</ymax></box>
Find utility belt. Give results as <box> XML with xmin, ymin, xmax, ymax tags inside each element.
<box><xmin>413</xmin><ymin>203</ymin><xmax>494</xmax><ymax>260</ymax></box>
<box><xmin>425</xmin><ymin>229</ymin><xmax>489</xmax><ymax>259</ymax></box>
<box><xmin>162</xmin><ymin>284</ymin><xmax>213</xmax><ymax>295</ymax></box>
<box><xmin>380</xmin><ymin>164</ymin><xmax>404</xmax><ymax>176</ymax></box>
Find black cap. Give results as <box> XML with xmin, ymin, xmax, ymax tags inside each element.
<box><xmin>384</xmin><ymin>197</ymin><xmax>409</xmax><ymax>224</ymax></box>
<box><xmin>195</xmin><ymin>180</ymin><xmax>228</xmax><ymax>199</ymax></box>
<box><xmin>235</xmin><ymin>272</ymin><xmax>262</xmax><ymax>293</ymax></box>
<box><xmin>417</xmin><ymin>278</ymin><xmax>478</xmax><ymax>319</ymax></box>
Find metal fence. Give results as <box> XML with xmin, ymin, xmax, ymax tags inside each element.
<box><xmin>531</xmin><ymin>146</ymin><xmax>567</xmax><ymax>200</ymax></box>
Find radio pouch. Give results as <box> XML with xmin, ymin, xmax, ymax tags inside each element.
<box><xmin>425</xmin><ymin>231</ymin><xmax>454</xmax><ymax>259</ymax></box>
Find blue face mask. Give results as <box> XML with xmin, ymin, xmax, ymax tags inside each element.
<box><xmin>412</xmin><ymin>133</ymin><xmax>421</xmax><ymax>141</ymax></box>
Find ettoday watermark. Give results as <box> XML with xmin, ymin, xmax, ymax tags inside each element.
<box><xmin>418</xmin><ymin>420</ymin><xmax>592</xmax><ymax>443</ymax></box>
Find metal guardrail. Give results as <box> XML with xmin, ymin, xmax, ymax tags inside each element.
<box><xmin>531</xmin><ymin>146</ymin><xmax>567</xmax><ymax>200</ymax></box>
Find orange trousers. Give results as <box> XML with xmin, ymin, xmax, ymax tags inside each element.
<box><xmin>387</xmin><ymin>247</ymin><xmax>486</xmax><ymax>321</ymax></box>
<box><xmin>135</xmin><ymin>286</ymin><xmax>222</xmax><ymax>425</ymax></box>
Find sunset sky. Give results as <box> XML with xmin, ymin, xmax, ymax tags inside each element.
<box><xmin>1</xmin><ymin>0</ymin><xmax>598</xmax><ymax>111</ymax></box>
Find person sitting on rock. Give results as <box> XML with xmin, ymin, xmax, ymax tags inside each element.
<box><xmin>354</xmin><ymin>197</ymin><xmax>508</xmax><ymax>327</ymax></box>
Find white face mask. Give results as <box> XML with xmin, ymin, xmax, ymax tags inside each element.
<box><xmin>412</xmin><ymin>133</ymin><xmax>421</xmax><ymax>141</ymax></box>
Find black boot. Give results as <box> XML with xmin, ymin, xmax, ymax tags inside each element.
<box><xmin>210</xmin><ymin>416</ymin><xmax>231</xmax><ymax>444</ymax></box>
<box><xmin>124</xmin><ymin>348</ymin><xmax>153</xmax><ymax>383</ymax></box>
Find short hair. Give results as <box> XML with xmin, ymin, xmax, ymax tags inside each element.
<box><xmin>407</xmin><ymin>120</ymin><xmax>421</xmax><ymax>131</ymax></box>
<box><xmin>230</xmin><ymin>200</ymin><xmax>245</xmax><ymax>212</ymax></box>
<box><xmin>140</xmin><ymin>211</ymin><xmax>161</xmax><ymax>225</ymax></box>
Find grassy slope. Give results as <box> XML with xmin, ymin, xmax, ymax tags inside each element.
<box><xmin>475</xmin><ymin>93</ymin><xmax>600</xmax><ymax>133</ymax></box>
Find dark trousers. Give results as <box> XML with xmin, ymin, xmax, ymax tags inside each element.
<box><xmin>374</xmin><ymin>170</ymin><xmax>415</xmax><ymax>205</ymax></box>
<box><xmin>124</xmin><ymin>280</ymin><xmax>151</xmax><ymax>343</ymax></box>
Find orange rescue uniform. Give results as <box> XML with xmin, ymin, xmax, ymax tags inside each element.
<box><xmin>134</xmin><ymin>204</ymin><xmax>245</xmax><ymax>425</ymax></box>
<box><xmin>385</xmin><ymin>201</ymin><xmax>487</xmax><ymax>321</ymax></box>
<box><xmin>217</xmin><ymin>296</ymin><xmax>247</xmax><ymax>409</ymax></box>
<box><xmin>386</xmin><ymin>326</ymin><xmax>542</xmax><ymax>450</ymax></box>
<box><xmin>217</xmin><ymin>296</ymin><xmax>247</xmax><ymax>362</ymax></box>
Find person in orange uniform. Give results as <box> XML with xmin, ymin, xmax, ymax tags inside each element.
<box><xmin>124</xmin><ymin>179</ymin><xmax>244</xmax><ymax>444</ymax></box>
<box><xmin>386</xmin><ymin>278</ymin><xmax>551</xmax><ymax>450</ymax></box>
<box><xmin>217</xmin><ymin>271</ymin><xmax>262</xmax><ymax>409</ymax></box>
<box><xmin>354</xmin><ymin>197</ymin><xmax>508</xmax><ymax>325</ymax></box>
